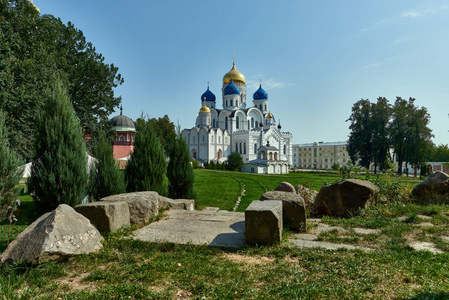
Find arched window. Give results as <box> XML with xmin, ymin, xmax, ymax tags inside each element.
<box><xmin>236</xmin><ymin>100</ymin><xmax>239</xmax><ymax>106</ymax></box>
<box><xmin>251</xmin><ymin>118</ymin><xmax>254</xmax><ymax>128</ymax></box>
<box><xmin>236</xmin><ymin>116</ymin><xmax>240</xmax><ymax>129</ymax></box>
<box><xmin>254</xmin><ymin>143</ymin><xmax>258</xmax><ymax>154</ymax></box>
<box><xmin>236</xmin><ymin>143</ymin><xmax>238</xmax><ymax>152</ymax></box>
<box><xmin>244</xmin><ymin>142</ymin><xmax>246</xmax><ymax>154</ymax></box>
<box><xmin>274</xmin><ymin>153</ymin><xmax>278</xmax><ymax>160</ymax></box>
<box><xmin>230</xmin><ymin>100</ymin><xmax>233</xmax><ymax>106</ymax></box>
<box><xmin>247</xmin><ymin>120</ymin><xmax>250</xmax><ymax>129</ymax></box>
<box><xmin>283</xmin><ymin>145</ymin><xmax>286</xmax><ymax>154</ymax></box>
<box><xmin>255</xmin><ymin>121</ymin><xmax>258</xmax><ymax>128</ymax></box>
<box><xmin>225</xmin><ymin>117</ymin><xmax>228</xmax><ymax>130</ymax></box>
<box><xmin>119</xmin><ymin>135</ymin><xmax>125</xmax><ymax>142</ymax></box>
<box><xmin>259</xmin><ymin>104</ymin><xmax>262</xmax><ymax>110</ymax></box>
<box><xmin>264</xmin><ymin>104</ymin><xmax>267</xmax><ymax>111</ymax></box>
<box><xmin>213</xmin><ymin>119</ymin><xmax>216</xmax><ymax>127</ymax></box>
<box><xmin>269</xmin><ymin>152</ymin><xmax>273</xmax><ymax>160</ymax></box>
<box><xmin>226</xmin><ymin>100</ymin><xmax>228</xmax><ymax>107</ymax></box>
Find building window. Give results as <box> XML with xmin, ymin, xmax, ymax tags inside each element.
<box><xmin>255</xmin><ymin>121</ymin><xmax>258</xmax><ymax>128</ymax></box>
<box><xmin>254</xmin><ymin>143</ymin><xmax>258</xmax><ymax>154</ymax></box>
<box><xmin>239</xmin><ymin>143</ymin><xmax>242</xmax><ymax>154</ymax></box>
<box><xmin>213</xmin><ymin>119</ymin><xmax>216</xmax><ymax>127</ymax></box>
<box><xmin>251</xmin><ymin>118</ymin><xmax>254</xmax><ymax>128</ymax></box>
<box><xmin>202</xmin><ymin>136</ymin><xmax>205</xmax><ymax>143</ymax></box>
<box><xmin>247</xmin><ymin>120</ymin><xmax>250</xmax><ymax>129</ymax></box>
<box><xmin>236</xmin><ymin>116</ymin><xmax>240</xmax><ymax>129</ymax></box>
<box><xmin>218</xmin><ymin>136</ymin><xmax>221</xmax><ymax>143</ymax></box>
<box><xmin>244</xmin><ymin>142</ymin><xmax>246</xmax><ymax>154</ymax></box>
<box><xmin>236</xmin><ymin>143</ymin><xmax>238</xmax><ymax>152</ymax></box>
<box><xmin>264</xmin><ymin>104</ymin><xmax>267</xmax><ymax>111</ymax></box>
<box><xmin>119</xmin><ymin>135</ymin><xmax>125</xmax><ymax>142</ymax></box>
<box><xmin>225</xmin><ymin>117</ymin><xmax>228</xmax><ymax>130</ymax></box>
<box><xmin>230</xmin><ymin>100</ymin><xmax>233</xmax><ymax>106</ymax></box>
<box><xmin>283</xmin><ymin>145</ymin><xmax>286</xmax><ymax>155</ymax></box>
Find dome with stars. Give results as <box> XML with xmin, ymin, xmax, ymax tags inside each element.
<box><xmin>223</xmin><ymin>80</ymin><xmax>240</xmax><ymax>96</ymax></box>
<box><xmin>253</xmin><ymin>84</ymin><xmax>268</xmax><ymax>100</ymax></box>
<box><xmin>201</xmin><ymin>86</ymin><xmax>216</xmax><ymax>102</ymax></box>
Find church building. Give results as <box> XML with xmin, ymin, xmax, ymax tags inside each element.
<box><xmin>182</xmin><ymin>58</ymin><xmax>292</xmax><ymax>174</ymax></box>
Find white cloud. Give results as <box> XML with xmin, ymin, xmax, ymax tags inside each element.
<box><xmin>362</xmin><ymin>63</ymin><xmax>380</xmax><ymax>69</ymax></box>
<box><xmin>401</xmin><ymin>10</ymin><xmax>424</xmax><ymax>18</ymax></box>
<box><xmin>246</xmin><ymin>78</ymin><xmax>294</xmax><ymax>90</ymax></box>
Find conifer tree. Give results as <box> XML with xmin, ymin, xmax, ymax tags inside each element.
<box><xmin>88</xmin><ymin>130</ymin><xmax>125</xmax><ymax>201</ymax></box>
<box><xmin>167</xmin><ymin>136</ymin><xmax>196</xmax><ymax>199</ymax></box>
<box><xmin>28</xmin><ymin>79</ymin><xmax>87</xmax><ymax>213</ymax></box>
<box><xmin>125</xmin><ymin>119</ymin><xmax>167</xmax><ymax>195</ymax></box>
<box><xmin>0</xmin><ymin>111</ymin><xmax>23</xmax><ymax>222</ymax></box>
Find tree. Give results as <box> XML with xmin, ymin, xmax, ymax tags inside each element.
<box><xmin>227</xmin><ymin>152</ymin><xmax>243</xmax><ymax>171</ymax></box>
<box><xmin>125</xmin><ymin>119</ymin><xmax>167</xmax><ymax>195</ymax></box>
<box><xmin>428</xmin><ymin>144</ymin><xmax>449</xmax><ymax>162</ymax></box>
<box><xmin>167</xmin><ymin>136</ymin><xmax>196</xmax><ymax>199</ymax></box>
<box><xmin>88</xmin><ymin>130</ymin><xmax>125</xmax><ymax>201</ymax></box>
<box><xmin>346</xmin><ymin>99</ymin><xmax>374</xmax><ymax>169</ymax></box>
<box><xmin>28</xmin><ymin>79</ymin><xmax>88</xmax><ymax>213</ymax></box>
<box><xmin>147</xmin><ymin>115</ymin><xmax>176</xmax><ymax>153</ymax></box>
<box><xmin>0</xmin><ymin>0</ymin><xmax>123</xmax><ymax>160</ymax></box>
<box><xmin>371</xmin><ymin>97</ymin><xmax>391</xmax><ymax>173</ymax></box>
<box><xmin>0</xmin><ymin>111</ymin><xmax>23</xmax><ymax>223</ymax></box>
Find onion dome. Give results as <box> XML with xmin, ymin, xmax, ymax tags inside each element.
<box><xmin>277</xmin><ymin>123</ymin><xmax>282</xmax><ymax>129</ymax></box>
<box><xmin>223</xmin><ymin>63</ymin><xmax>246</xmax><ymax>85</ymax></box>
<box><xmin>110</xmin><ymin>106</ymin><xmax>136</xmax><ymax>132</ymax></box>
<box><xmin>201</xmin><ymin>85</ymin><xmax>216</xmax><ymax>102</ymax></box>
<box><xmin>266</xmin><ymin>112</ymin><xmax>273</xmax><ymax>119</ymax></box>
<box><xmin>199</xmin><ymin>104</ymin><xmax>210</xmax><ymax>113</ymax></box>
<box><xmin>223</xmin><ymin>79</ymin><xmax>240</xmax><ymax>96</ymax></box>
<box><xmin>30</xmin><ymin>0</ymin><xmax>40</xmax><ymax>13</ymax></box>
<box><xmin>253</xmin><ymin>84</ymin><xmax>268</xmax><ymax>100</ymax></box>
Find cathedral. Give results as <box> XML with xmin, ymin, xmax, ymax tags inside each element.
<box><xmin>182</xmin><ymin>59</ymin><xmax>293</xmax><ymax>174</ymax></box>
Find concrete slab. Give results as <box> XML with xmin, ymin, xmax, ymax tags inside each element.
<box><xmin>132</xmin><ymin>209</ymin><xmax>245</xmax><ymax>248</ymax></box>
<box><xmin>291</xmin><ymin>239</ymin><xmax>373</xmax><ymax>251</ymax></box>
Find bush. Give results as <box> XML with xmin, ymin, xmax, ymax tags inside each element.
<box><xmin>28</xmin><ymin>79</ymin><xmax>88</xmax><ymax>213</ymax></box>
<box><xmin>125</xmin><ymin>119</ymin><xmax>167</xmax><ymax>195</ymax></box>
<box><xmin>167</xmin><ymin>136</ymin><xmax>196</xmax><ymax>199</ymax></box>
<box><xmin>88</xmin><ymin>130</ymin><xmax>125</xmax><ymax>201</ymax></box>
<box><xmin>0</xmin><ymin>111</ymin><xmax>23</xmax><ymax>223</ymax></box>
<box><xmin>227</xmin><ymin>152</ymin><xmax>243</xmax><ymax>171</ymax></box>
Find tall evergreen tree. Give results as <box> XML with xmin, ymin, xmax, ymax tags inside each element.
<box><xmin>167</xmin><ymin>135</ymin><xmax>196</xmax><ymax>199</ymax></box>
<box><xmin>227</xmin><ymin>152</ymin><xmax>243</xmax><ymax>171</ymax></box>
<box><xmin>28</xmin><ymin>79</ymin><xmax>87</xmax><ymax>213</ymax></box>
<box><xmin>0</xmin><ymin>111</ymin><xmax>23</xmax><ymax>222</ymax></box>
<box><xmin>125</xmin><ymin>119</ymin><xmax>167</xmax><ymax>195</ymax></box>
<box><xmin>88</xmin><ymin>130</ymin><xmax>125</xmax><ymax>201</ymax></box>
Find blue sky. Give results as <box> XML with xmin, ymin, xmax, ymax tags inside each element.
<box><xmin>35</xmin><ymin>0</ymin><xmax>448</xmax><ymax>145</ymax></box>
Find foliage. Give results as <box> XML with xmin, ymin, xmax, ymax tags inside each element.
<box><xmin>146</xmin><ymin>115</ymin><xmax>176</xmax><ymax>153</ymax></box>
<box><xmin>167</xmin><ymin>135</ymin><xmax>196</xmax><ymax>199</ymax></box>
<box><xmin>190</xmin><ymin>159</ymin><xmax>200</xmax><ymax>169</ymax></box>
<box><xmin>204</xmin><ymin>160</ymin><xmax>227</xmax><ymax>170</ymax></box>
<box><xmin>427</xmin><ymin>144</ymin><xmax>449</xmax><ymax>162</ymax></box>
<box><xmin>331</xmin><ymin>163</ymin><xmax>340</xmax><ymax>171</ymax></box>
<box><xmin>88</xmin><ymin>130</ymin><xmax>125</xmax><ymax>201</ymax></box>
<box><xmin>226</xmin><ymin>152</ymin><xmax>243</xmax><ymax>171</ymax></box>
<box><xmin>125</xmin><ymin>118</ymin><xmax>167</xmax><ymax>195</ymax></box>
<box><xmin>27</xmin><ymin>79</ymin><xmax>87</xmax><ymax>213</ymax></box>
<box><xmin>0</xmin><ymin>0</ymin><xmax>123</xmax><ymax>160</ymax></box>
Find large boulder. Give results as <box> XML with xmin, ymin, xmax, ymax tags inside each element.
<box><xmin>159</xmin><ymin>196</ymin><xmax>195</xmax><ymax>211</ymax></box>
<box><xmin>412</xmin><ymin>171</ymin><xmax>449</xmax><ymax>204</ymax></box>
<box><xmin>101</xmin><ymin>192</ymin><xmax>160</xmax><ymax>225</ymax></box>
<box><xmin>312</xmin><ymin>179</ymin><xmax>378</xmax><ymax>217</ymax></box>
<box><xmin>245</xmin><ymin>200</ymin><xmax>283</xmax><ymax>245</ymax></box>
<box><xmin>260</xmin><ymin>191</ymin><xmax>307</xmax><ymax>232</ymax></box>
<box><xmin>274</xmin><ymin>182</ymin><xmax>296</xmax><ymax>193</ymax></box>
<box><xmin>1</xmin><ymin>205</ymin><xmax>103</xmax><ymax>265</ymax></box>
<box><xmin>75</xmin><ymin>201</ymin><xmax>130</xmax><ymax>232</ymax></box>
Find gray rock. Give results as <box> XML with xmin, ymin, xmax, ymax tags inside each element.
<box><xmin>159</xmin><ymin>196</ymin><xmax>195</xmax><ymax>211</ymax></box>
<box><xmin>75</xmin><ymin>201</ymin><xmax>130</xmax><ymax>232</ymax></box>
<box><xmin>101</xmin><ymin>192</ymin><xmax>159</xmax><ymax>225</ymax></box>
<box><xmin>411</xmin><ymin>171</ymin><xmax>449</xmax><ymax>204</ymax></box>
<box><xmin>260</xmin><ymin>191</ymin><xmax>307</xmax><ymax>232</ymax></box>
<box><xmin>245</xmin><ymin>200</ymin><xmax>283</xmax><ymax>245</ymax></box>
<box><xmin>274</xmin><ymin>182</ymin><xmax>296</xmax><ymax>193</ymax></box>
<box><xmin>312</xmin><ymin>179</ymin><xmax>378</xmax><ymax>217</ymax></box>
<box><xmin>1</xmin><ymin>205</ymin><xmax>103</xmax><ymax>265</ymax></box>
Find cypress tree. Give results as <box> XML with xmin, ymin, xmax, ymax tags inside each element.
<box><xmin>0</xmin><ymin>111</ymin><xmax>23</xmax><ymax>222</ymax></box>
<box><xmin>28</xmin><ymin>79</ymin><xmax>87</xmax><ymax>213</ymax></box>
<box><xmin>88</xmin><ymin>130</ymin><xmax>125</xmax><ymax>201</ymax></box>
<box><xmin>125</xmin><ymin>119</ymin><xmax>167</xmax><ymax>195</ymax></box>
<box><xmin>167</xmin><ymin>136</ymin><xmax>196</xmax><ymax>199</ymax></box>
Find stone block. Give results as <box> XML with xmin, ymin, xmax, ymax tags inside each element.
<box><xmin>245</xmin><ymin>200</ymin><xmax>283</xmax><ymax>245</ymax></box>
<box><xmin>75</xmin><ymin>201</ymin><xmax>130</xmax><ymax>232</ymax></box>
<box><xmin>101</xmin><ymin>192</ymin><xmax>159</xmax><ymax>225</ymax></box>
<box><xmin>159</xmin><ymin>196</ymin><xmax>195</xmax><ymax>211</ymax></box>
<box><xmin>274</xmin><ymin>182</ymin><xmax>296</xmax><ymax>193</ymax></box>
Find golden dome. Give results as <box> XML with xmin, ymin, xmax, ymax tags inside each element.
<box><xmin>266</xmin><ymin>112</ymin><xmax>273</xmax><ymax>119</ymax></box>
<box><xmin>200</xmin><ymin>105</ymin><xmax>210</xmax><ymax>113</ymax></box>
<box><xmin>223</xmin><ymin>63</ymin><xmax>246</xmax><ymax>85</ymax></box>
<box><xmin>30</xmin><ymin>0</ymin><xmax>40</xmax><ymax>13</ymax></box>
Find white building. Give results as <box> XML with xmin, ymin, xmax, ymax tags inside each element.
<box><xmin>292</xmin><ymin>141</ymin><xmax>349</xmax><ymax>169</ymax></box>
<box><xmin>182</xmin><ymin>59</ymin><xmax>292</xmax><ymax>174</ymax></box>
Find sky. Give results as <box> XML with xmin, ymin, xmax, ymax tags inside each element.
<box><xmin>33</xmin><ymin>0</ymin><xmax>448</xmax><ymax>145</ymax></box>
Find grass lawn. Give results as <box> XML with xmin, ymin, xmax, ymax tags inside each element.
<box><xmin>4</xmin><ymin>170</ymin><xmax>449</xmax><ymax>299</ymax></box>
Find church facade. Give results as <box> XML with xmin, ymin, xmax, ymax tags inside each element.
<box><xmin>182</xmin><ymin>60</ymin><xmax>293</xmax><ymax>174</ymax></box>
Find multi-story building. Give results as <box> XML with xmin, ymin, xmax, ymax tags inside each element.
<box><xmin>292</xmin><ymin>141</ymin><xmax>349</xmax><ymax>169</ymax></box>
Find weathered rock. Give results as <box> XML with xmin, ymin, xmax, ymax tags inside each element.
<box><xmin>260</xmin><ymin>191</ymin><xmax>307</xmax><ymax>232</ymax></box>
<box><xmin>274</xmin><ymin>182</ymin><xmax>296</xmax><ymax>193</ymax></box>
<box><xmin>1</xmin><ymin>205</ymin><xmax>103</xmax><ymax>265</ymax></box>
<box><xmin>312</xmin><ymin>179</ymin><xmax>378</xmax><ymax>217</ymax></box>
<box><xmin>245</xmin><ymin>200</ymin><xmax>283</xmax><ymax>245</ymax></box>
<box><xmin>101</xmin><ymin>192</ymin><xmax>160</xmax><ymax>225</ymax></box>
<box><xmin>411</xmin><ymin>171</ymin><xmax>449</xmax><ymax>204</ymax></box>
<box><xmin>75</xmin><ymin>201</ymin><xmax>130</xmax><ymax>232</ymax></box>
<box><xmin>295</xmin><ymin>185</ymin><xmax>318</xmax><ymax>206</ymax></box>
<box><xmin>159</xmin><ymin>196</ymin><xmax>195</xmax><ymax>211</ymax></box>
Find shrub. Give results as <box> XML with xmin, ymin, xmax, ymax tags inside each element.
<box><xmin>88</xmin><ymin>130</ymin><xmax>125</xmax><ymax>201</ymax></box>
<box><xmin>28</xmin><ymin>79</ymin><xmax>87</xmax><ymax>213</ymax></box>
<box><xmin>167</xmin><ymin>136</ymin><xmax>196</xmax><ymax>199</ymax></box>
<box><xmin>227</xmin><ymin>152</ymin><xmax>243</xmax><ymax>171</ymax></box>
<box><xmin>125</xmin><ymin>119</ymin><xmax>167</xmax><ymax>195</ymax></box>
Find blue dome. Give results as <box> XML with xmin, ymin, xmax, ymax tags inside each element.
<box><xmin>253</xmin><ymin>84</ymin><xmax>268</xmax><ymax>100</ymax></box>
<box><xmin>223</xmin><ymin>80</ymin><xmax>240</xmax><ymax>96</ymax></box>
<box><xmin>201</xmin><ymin>87</ymin><xmax>216</xmax><ymax>102</ymax></box>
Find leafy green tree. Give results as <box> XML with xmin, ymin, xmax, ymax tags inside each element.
<box><xmin>428</xmin><ymin>144</ymin><xmax>449</xmax><ymax>162</ymax></box>
<box><xmin>0</xmin><ymin>111</ymin><xmax>23</xmax><ymax>223</ymax></box>
<box><xmin>125</xmin><ymin>119</ymin><xmax>167</xmax><ymax>195</ymax></box>
<box><xmin>227</xmin><ymin>152</ymin><xmax>243</xmax><ymax>171</ymax></box>
<box><xmin>88</xmin><ymin>130</ymin><xmax>125</xmax><ymax>201</ymax></box>
<box><xmin>0</xmin><ymin>0</ymin><xmax>123</xmax><ymax>160</ymax></box>
<box><xmin>28</xmin><ymin>79</ymin><xmax>88</xmax><ymax>213</ymax></box>
<box><xmin>167</xmin><ymin>136</ymin><xmax>196</xmax><ymax>199</ymax></box>
<box><xmin>147</xmin><ymin>115</ymin><xmax>176</xmax><ymax>153</ymax></box>
<box><xmin>371</xmin><ymin>97</ymin><xmax>391</xmax><ymax>173</ymax></box>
